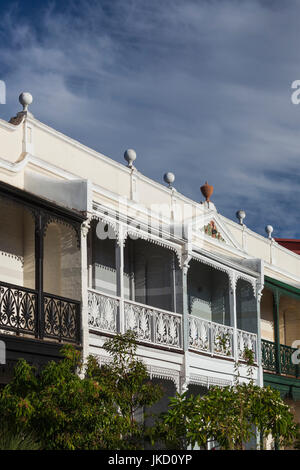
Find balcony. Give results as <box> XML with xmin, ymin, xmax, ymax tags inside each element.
<box><xmin>0</xmin><ymin>182</ymin><xmax>84</xmax><ymax>349</ymax></box>
<box><xmin>262</xmin><ymin>339</ymin><xmax>299</xmax><ymax>377</ymax></box>
<box><xmin>88</xmin><ymin>289</ymin><xmax>258</xmax><ymax>361</ymax></box>
<box><xmin>87</xmin><ymin>221</ymin><xmax>259</xmax><ymax>364</ymax></box>
<box><xmin>88</xmin><ymin>289</ymin><xmax>183</xmax><ymax>350</ymax></box>
<box><xmin>189</xmin><ymin>314</ymin><xmax>258</xmax><ymax>361</ymax></box>
<box><xmin>0</xmin><ymin>281</ymin><xmax>81</xmax><ymax>343</ymax></box>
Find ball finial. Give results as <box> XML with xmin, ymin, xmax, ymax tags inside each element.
<box><xmin>265</xmin><ymin>225</ymin><xmax>274</xmax><ymax>239</ymax></box>
<box><xmin>236</xmin><ymin>210</ymin><xmax>246</xmax><ymax>225</ymax></box>
<box><xmin>19</xmin><ymin>92</ymin><xmax>33</xmax><ymax>112</ymax></box>
<box><xmin>163</xmin><ymin>172</ymin><xmax>175</xmax><ymax>188</ymax></box>
<box><xmin>124</xmin><ymin>149</ymin><xmax>137</xmax><ymax>168</ymax></box>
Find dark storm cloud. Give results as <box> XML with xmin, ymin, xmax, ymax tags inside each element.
<box><xmin>0</xmin><ymin>0</ymin><xmax>300</xmax><ymax>237</ymax></box>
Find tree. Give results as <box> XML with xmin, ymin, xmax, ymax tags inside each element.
<box><xmin>86</xmin><ymin>330</ymin><xmax>163</xmax><ymax>449</ymax></box>
<box><xmin>152</xmin><ymin>349</ymin><xmax>298</xmax><ymax>450</ymax></box>
<box><xmin>0</xmin><ymin>345</ymin><xmax>122</xmax><ymax>449</ymax></box>
<box><xmin>0</xmin><ymin>332</ymin><xmax>162</xmax><ymax>450</ymax></box>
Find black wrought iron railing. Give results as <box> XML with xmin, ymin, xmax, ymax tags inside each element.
<box><xmin>0</xmin><ymin>281</ymin><xmax>81</xmax><ymax>344</ymax></box>
<box><xmin>43</xmin><ymin>293</ymin><xmax>81</xmax><ymax>343</ymax></box>
<box><xmin>261</xmin><ymin>339</ymin><xmax>299</xmax><ymax>377</ymax></box>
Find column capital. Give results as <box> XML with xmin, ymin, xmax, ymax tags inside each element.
<box><xmin>181</xmin><ymin>251</ymin><xmax>191</xmax><ymax>272</ymax></box>
<box><xmin>81</xmin><ymin>215</ymin><xmax>92</xmax><ymax>238</ymax></box>
<box><xmin>229</xmin><ymin>270</ymin><xmax>236</xmax><ymax>293</ymax></box>
<box><xmin>81</xmin><ymin>221</ymin><xmax>91</xmax><ymax>240</ymax></box>
<box><xmin>116</xmin><ymin>224</ymin><xmax>126</xmax><ymax>247</ymax></box>
<box><xmin>256</xmin><ymin>281</ymin><xmax>264</xmax><ymax>303</ymax></box>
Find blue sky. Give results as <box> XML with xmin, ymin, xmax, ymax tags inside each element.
<box><xmin>0</xmin><ymin>0</ymin><xmax>300</xmax><ymax>238</ymax></box>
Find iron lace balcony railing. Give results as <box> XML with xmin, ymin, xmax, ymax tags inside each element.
<box><xmin>88</xmin><ymin>289</ymin><xmax>258</xmax><ymax>361</ymax></box>
<box><xmin>0</xmin><ymin>281</ymin><xmax>81</xmax><ymax>343</ymax></box>
<box><xmin>261</xmin><ymin>339</ymin><xmax>299</xmax><ymax>377</ymax></box>
<box><xmin>189</xmin><ymin>315</ymin><xmax>258</xmax><ymax>361</ymax></box>
<box><xmin>88</xmin><ymin>289</ymin><xmax>183</xmax><ymax>349</ymax></box>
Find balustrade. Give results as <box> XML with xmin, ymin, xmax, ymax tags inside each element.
<box><xmin>0</xmin><ymin>281</ymin><xmax>81</xmax><ymax>343</ymax></box>
<box><xmin>262</xmin><ymin>339</ymin><xmax>299</xmax><ymax>377</ymax></box>
<box><xmin>88</xmin><ymin>289</ymin><xmax>259</xmax><ymax>362</ymax></box>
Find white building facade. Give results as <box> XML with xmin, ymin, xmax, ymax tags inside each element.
<box><xmin>1</xmin><ymin>94</ymin><xmax>300</xmax><ymax>419</ymax></box>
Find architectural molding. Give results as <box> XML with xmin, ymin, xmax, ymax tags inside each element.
<box><xmin>91</xmin><ymin>354</ymin><xmax>180</xmax><ymax>391</ymax></box>
<box><xmin>147</xmin><ymin>365</ymin><xmax>180</xmax><ymax>391</ymax></box>
<box><xmin>189</xmin><ymin>373</ymin><xmax>232</xmax><ymax>388</ymax></box>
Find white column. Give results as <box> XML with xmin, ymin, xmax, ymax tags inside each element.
<box><xmin>181</xmin><ymin>252</ymin><xmax>191</xmax><ymax>393</ymax></box>
<box><xmin>171</xmin><ymin>252</ymin><xmax>177</xmax><ymax>313</ymax></box>
<box><xmin>256</xmin><ymin>281</ymin><xmax>264</xmax><ymax>387</ymax></box>
<box><xmin>229</xmin><ymin>271</ymin><xmax>238</xmax><ymax>362</ymax></box>
<box><xmin>116</xmin><ymin>226</ymin><xmax>125</xmax><ymax>333</ymax></box>
<box><xmin>81</xmin><ymin>218</ymin><xmax>91</xmax><ymax>365</ymax></box>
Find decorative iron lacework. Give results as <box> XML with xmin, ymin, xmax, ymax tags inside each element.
<box><xmin>92</xmin><ymin>354</ymin><xmax>181</xmax><ymax>391</ymax></box>
<box><xmin>261</xmin><ymin>339</ymin><xmax>299</xmax><ymax>377</ymax></box>
<box><xmin>237</xmin><ymin>329</ymin><xmax>258</xmax><ymax>363</ymax></box>
<box><xmin>124</xmin><ymin>300</ymin><xmax>182</xmax><ymax>349</ymax></box>
<box><xmin>0</xmin><ymin>282</ymin><xmax>37</xmax><ymax>335</ymax></box>
<box><xmin>148</xmin><ymin>365</ymin><xmax>180</xmax><ymax>391</ymax></box>
<box><xmin>43</xmin><ymin>215</ymin><xmax>81</xmax><ymax>249</ymax></box>
<box><xmin>88</xmin><ymin>290</ymin><xmax>118</xmax><ymax>334</ymax></box>
<box><xmin>189</xmin><ymin>315</ymin><xmax>234</xmax><ymax>358</ymax></box>
<box><xmin>43</xmin><ymin>294</ymin><xmax>80</xmax><ymax>343</ymax></box>
<box><xmin>203</xmin><ymin>221</ymin><xmax>225</xmax><ymax>242</ymax></box>
<box><xmin>261</xmin><ymin>339</ymin><xmax>277</xmax><ymax>372</ymax></box>
<box><xmin>189</xmin><ymin>373</ymin><xmax>232</xmax><ymax>388</ymax></box>
<box><xmin>280</xmin><ymin>344</ymin><xmax>298</xmax><ymax>376</ymax></box>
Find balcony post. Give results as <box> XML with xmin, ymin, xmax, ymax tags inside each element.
<box><xmin>116</xmin><ymin>226</ymin><xmax>125</xmax><ymax>334</ymax></box>
<box><xmin>180</xmin><ymin>248</ymin><xmax>191</xmax><ymax>393</ymax></box>
<box><xmin>171</xmin><ymin>252</ymin><xmax>177</xmax><ymax>313</ymax></box>
<box><xmin>256</xmin><ymin>280</ymin><xmax>264</xmax><ymax>388</ymax></box>
<box><xmin>273</xmin><ymin>289</ymin><xmax>281</xmax><ymax>375</ymax></box>
<box><xmin>229</xmin><ymin>272</ymin><xmax>238</xmax><ymax>362</ymax></box>
<box><xmin>35</xmin><ymin>211</ymin><xmax>44</xmax><ymax>339</ymax></box>
<box><xmin>81</xmin><ymin>217</ymin><xmax>91</xmax><ymax>361</ymax></box>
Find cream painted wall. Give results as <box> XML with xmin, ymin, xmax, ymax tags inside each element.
<box><xmin>0</xmin><ymin>121</ymin><xmax>23</xmax><ymax>162</ymax></box>
<box><xmin>23</xmin><ymin>210</ymin><xmax>35</xmax><ymax>289</ymax></box>
<box><xmin>44</xmin><ymin>222</ymin><xmax>81</xmax><ymax>300</ymax></box>
<box><xmin>260</xmin><ymin>288</ymin><xmax>274</xmax><ymax>342</ymax></box>
<box><xmin>279</xmin><ymin>296</ymin><xmax>300</xmax><ymax>346</ymax></box>
<box><xmin>0</xmin><ymin>199</ymin><xmax>35</xmax><ymax>287</ymax></box>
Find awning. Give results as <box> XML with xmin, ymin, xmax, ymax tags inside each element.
<box><xmin>265</xmin><ymin>275</ymin><xmax>300</xmax><ymax>301</ymax></box>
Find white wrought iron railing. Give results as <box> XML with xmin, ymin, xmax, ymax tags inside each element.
<box><xmin>237</xmin><ymin>328</ymin><xmax>258</xmax><ymax>363</ymax></box>
<box><xmin>189</xmin><ymin>315</ymin><xmax>234</xmax><ymax>358</ymax></box>
<box><xmin>124</xmin><ymin>299</ymin><xmax>183</xmax><ymax>349</ymax></box>
<box><xmin>88</xmin><ymin>289</ymin><xmax>182</xmax><ymax>349</ymax></box>
<box><xmin>88</xmin><ymin>289</ymin><xmax>119</xmax><ymax>334</ymax></box>
<box><xmin>88</xmin><ymin>289</ymin><xmax>257</xmax><ymax>362</ymax></box>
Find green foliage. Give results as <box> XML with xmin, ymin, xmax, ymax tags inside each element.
<box><xmin>0</xmin><ymin>333</ymin><xmax>162</xmax><ymax>450</ymax></box>
<box><xmin>152</xmin><ymin>348</ymin><xmax>298</xmax><ymax>450</ymax></box>
<box><xmin>86</xmin><ymin>331</ymin><xmax>163</xmax><ymax>449</ymax></box>
<box><xmin>0</xmin><ymin>422</ymin><xmax>40</xmax><ymax>450</ymax></box>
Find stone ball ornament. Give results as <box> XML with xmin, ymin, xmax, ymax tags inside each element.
<box><xmin>236</xmin><ymin>210</ymin><xmax>246</xmax><ymax>225</ymax></box>
<box><xmin>265</xmin><ymin>225</ymin><xmax>274</xmax><ymax>239</ymax></box>
<box><xmin>19</xmin><ymin>92</ymin><xmax>33</xmax><ymax>111</ymax></box>
<box><xmin>124</xmin><ymin>149</ymin><xmax>137</xmax><ymax>167</ymax></box>
<box><xmin>163</xmin><ymin>172</ymin><xmax>175</xmax><ymax>187</ymax></box>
